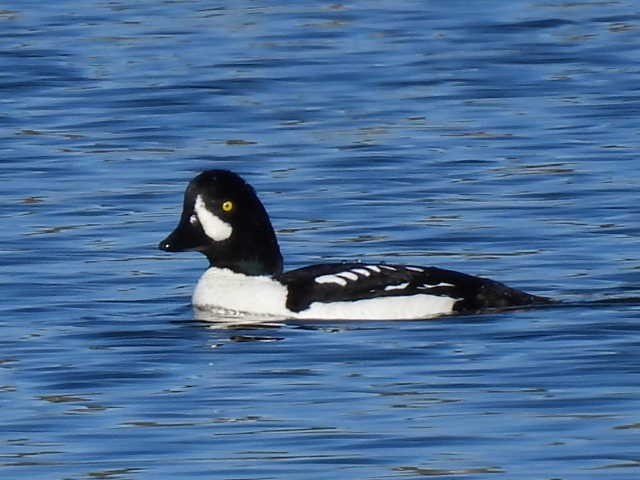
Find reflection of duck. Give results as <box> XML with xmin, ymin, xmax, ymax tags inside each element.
<box><xmin>159</xmin><ymin>170</ymin><xmax>550</xmax><ymax>320</ymax></box>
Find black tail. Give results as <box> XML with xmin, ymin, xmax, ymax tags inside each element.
<box><xmin>453</xmin><ymin>277</ymin><xmax>554</xmax><ymax>313</ymax></box>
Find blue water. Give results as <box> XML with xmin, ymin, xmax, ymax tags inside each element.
<box><xmin>1</xmin><ymin>1</ymin><xmax>639</xmax><ymax>479</ymax></box>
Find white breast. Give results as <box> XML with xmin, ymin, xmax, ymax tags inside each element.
<box><xmin>192</xmin><ymin>267</ymin><xmax>290</xmax><ymax>317</ymax></box>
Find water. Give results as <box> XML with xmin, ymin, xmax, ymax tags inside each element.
<box><xmin>1</xmin><ymin>1</ymin><xmax>639</xmax><ymax>478</ymax></box>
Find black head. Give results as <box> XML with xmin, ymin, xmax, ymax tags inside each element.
<box><xmin>159</xmin><ymin>170</ymin><xmax>283</xmax><ymax>276</ymax></box>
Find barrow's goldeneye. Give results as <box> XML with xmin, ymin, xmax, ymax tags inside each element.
<box><xmin>159</xmin><ymin>170</ymin><xmax>550</xmax><ymax>320</ymax></box>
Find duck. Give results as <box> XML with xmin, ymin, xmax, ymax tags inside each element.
<box><xmin>159</xmin><ymin>169</ymin><xmax>551</xmax><ymax>320</ymax></box>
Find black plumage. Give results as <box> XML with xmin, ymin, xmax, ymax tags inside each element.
<box><xmin>279</xmin><ymin>262</ymin><xmax>550</xmax><ymax>313</ymax></box>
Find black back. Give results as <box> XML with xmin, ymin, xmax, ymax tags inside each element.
<box><xmin>279</xmin><ymin>262</ymin><xmax>550</xmax><ymax>313</ymax></box>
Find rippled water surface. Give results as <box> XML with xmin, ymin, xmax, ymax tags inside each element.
<box><xmin>1</xmin><ymin>1</ymin><xmax>639</xmax><ymax>479</ymax></box>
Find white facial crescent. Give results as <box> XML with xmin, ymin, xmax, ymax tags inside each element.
<box><xmin>194</xmin><ymin>195</ymin><xmax>233</xmax><ymax>241</ymax></box>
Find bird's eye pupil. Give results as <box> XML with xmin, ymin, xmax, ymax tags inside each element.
<box><xmin>222</xmin><ymin>200</ymin><xmax>233</xmax><ymax>212</ymax></box>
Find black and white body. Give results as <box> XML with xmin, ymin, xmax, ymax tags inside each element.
<box><xmin>159</xmin><ymin>170</ymin><xmax>550</xmax><ymax>320</ymax></box>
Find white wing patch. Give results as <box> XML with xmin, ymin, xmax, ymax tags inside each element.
<box><xmin>315</xmin><ymin>270</ymin><xmax>365</xmax><ymax>286</ymax></box>
<box><xmin>338</xmin><ymin>271</ymin><xmax>359</xmax><ymax>281</ymax></box>
<box><xmin>315</xmin><ymin>266</ymin><xmax>388</xmax><ymax>286</ymax></box>
<box><xmin>194</xmin><ymin>195</ymin><xmax>233</xmax><ymax>241</ymax></box>
<box><xmin>351</xmin><ymin>268</ymin><xmax>371</xmax><ymax>277</ymax></box>
<box><xmin>313</xmin><ymin>265</ymin><xmax>457</xmax><ymax>299</ymax></box>
<box><xmin>384</xmin><ymin>282</ymin><xmax>410</xmax><ymax>291</ymax></box>
<box><xmin>315</xmin><ymin>274</ymin><xmax>348</xmax><ymax>286</ymax></box>
<box><xmin>417</xmin><ymin>282</ymin><xmax>455</xmax><ymax>289</ymax></box>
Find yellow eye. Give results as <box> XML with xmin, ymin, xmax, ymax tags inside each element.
<box><xmin>221</xmin><ymin>200</ymin><xmax>234</xmax><ymax>212</ymax></box>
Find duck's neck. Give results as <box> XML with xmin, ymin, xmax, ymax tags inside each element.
<box><xmin>207</xmin><ymin>254</ymin><xmax>282</xmax><ymax>277</ymax></box>
<box><xmin>205</xmin><ymin>236</ymin><xmax>283</xmax><ymax>277</ymax></box>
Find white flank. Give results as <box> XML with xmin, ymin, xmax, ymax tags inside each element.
<box><xmin>366</xmin><ymin>265</ymin><xmax>381</xmax><ymax>273</ymax></box>
<box><xmin>194</xmin><ymin>195</ymin><xmax>233</xmax><ymax>241</ymax></box>
<box><xmin>298</xmin><ymin>294</ymin><xmax>457</xmax><ymax>320</ymax></box>
<box><xmin>315</xmin><ymin>274</ymin><xmax>348</xmax><ymax>286</ymax></box>
<box><xmin>379</xmin><ymin>265</ymin><xmax>397</xmax><ymax>271</ymax></box>
<box><xmin>405</xmin><ymin>266</ymin><xmax>424</xmax><ymax>272</ymax></box>
<box><xmin>384</xmin><ymin>282</ymin><xmax>409</xmax><ymax>291</ymax></box>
